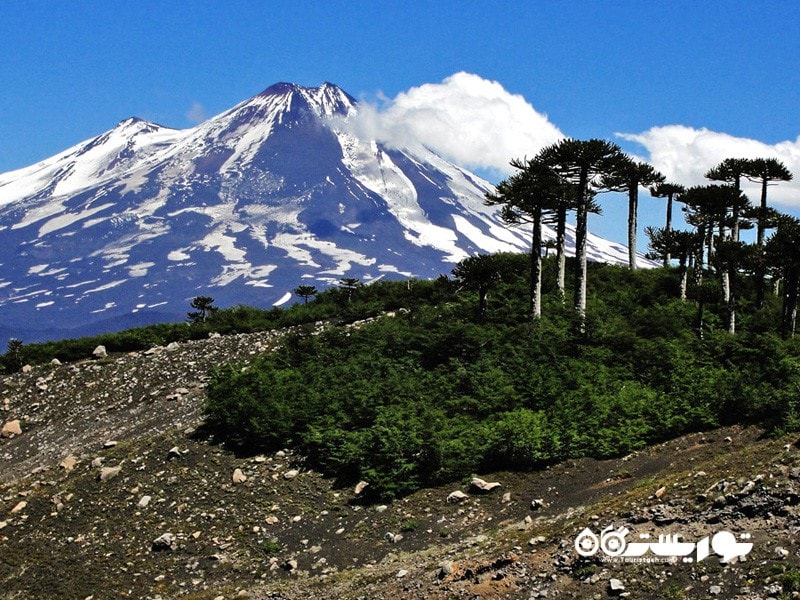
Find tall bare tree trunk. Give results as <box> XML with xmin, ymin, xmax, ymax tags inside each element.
<box><xmin>530</xmin><ymin>205</ymin><xmax>543</xmax><ymax>319</ymax></box>
<box><xmin>628</xmin><ymin>186</ymin><xmax>638</xmax><ymax>270</ymax></box>
<box><xmin>574</xmin><ymin>177</ymin><xmax>589</xmax><ymax>334</ymax></box>
<box><xmin>556</xmin><ymin>205</ymin><xmax>566</xmax><ymax>302</ymax></box>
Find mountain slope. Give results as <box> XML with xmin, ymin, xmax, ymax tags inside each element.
<box><xmin>0</xmin><ymin>82</ymin><xmax>640</xmax><ymax>343</ymax></box>
<box><xmin>0</xmin><ymin>330</ymin><xmax>794</xmax><ymax>599</ymax></box>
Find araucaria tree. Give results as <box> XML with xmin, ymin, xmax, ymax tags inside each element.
<box><xmin>601</xmin><ymin>157</ymin><xmax>664</xmax><ymax>270</ymax></box>
<box><xmin>293</xmin><ymin>284</ymin><xmax>318</xmax><ymax>304</ymax></box>
<box><xmin>705</xmin><ymin>158</ymin><xmax>751</xmax><ymax>241</ymax></box>
<box><xmin>743</xmin><ymin>158</ymin><xmax>793</xmax><ymax>246</ymax></box>
<box><xmin>537</xmin><ymin>138</ymin><xmax>627</xmax><ymax>332</ymax></box>
<box><xmin>452</xmin><ymin>254</ymin><xmax>502</xmax><ymax>322</ymax></box>
<box><xmin>645</xmin><ymin>227</ymin><xmax>697</xmax><ymax>300</ymax></box>
<box><xmin>649</xmin><ymin>182</ymin><xmax>686</xmax><ymax>265</ymax></box>
<box><xmin>765</xmin><ymin>216</ymin><xmax>800</xmax><ymax>339</ymax></box>
<box><xmin>486</xmin><ymin>157</ymin><xmax>571</xmax><ymax>319</ymax></box>
<box><xmin>187</xmin><ymin>296</ymin><xmax>218</xmax><ymax>323</ymax></box>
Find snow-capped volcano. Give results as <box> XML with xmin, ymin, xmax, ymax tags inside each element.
<box><xmin>0</xmin><ymin>82</ymin><xmax>636</xmax><ymax>343</ymax></box>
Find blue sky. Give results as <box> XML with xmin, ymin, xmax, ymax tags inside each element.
<box><xmin>2</xmin><ymin>1</ymin><xmax>799</xmax><ymax>245</ymax></box>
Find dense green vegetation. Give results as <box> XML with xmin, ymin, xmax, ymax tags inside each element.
<box><xmin>203</xmin><ymin>254</ymin><xmax>800</xmax><ymax>500</ymax></box>
<box><xmin>0</xmin><ymin>281</ymin><xmax>425</xmax><ymax>372</ymax></box>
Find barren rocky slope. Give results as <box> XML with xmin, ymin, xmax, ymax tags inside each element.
<box><xmin>2</xmin><ymin>324</ymin><xmax>800</xmax><ymax>599</ymax></box>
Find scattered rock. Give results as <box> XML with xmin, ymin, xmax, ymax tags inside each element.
<box><xmin>284</xmin><ymin>559</ymin><xmax>298</xmax><ymax>571</ymax></box>
<box><xmin>384</xmin><ymin>532</ymin><xmax>404</xmax><ymax>544</ymax></box>
<box><xmin>396</xmin><ymin>569</ymin><xmax>408</xmax><ymax>579</ymax></box>
<box><xmin>354</xmin><ymin>480</ymin><xmax>369</xmax><ymax>495</ymax></box>
<box><xmin>92</xmin><ymin>345</ymin><xmax>107</xmax><ymax>359</ymax></box>
<box><xmin>446</xmin><ymin>490</ymin><xmax>469</xmax><ymax>504</ymax></box>
<box><xmin>1</xmin><ymin>419</ymin><xmax>22</xmax><ymax>438</ymax></box>
<box><xmin>655</xmin><ymin>485</ymin><xmax>667</xmax><ymax>498</ymax></box>
<box><xmin>530</xmin><ymin>498</ymin><xmax>545</xmax><ymax>510</ymax></box>
<box><xmin>138</xmin><ymin>495</ymin><xmax>152</xmax><ymax>508</ymax></box>
<box><xmin>608</xmin><ymin>578</ymin><xmax>625</xmax><ymax>595</ymax></box>
<box><xmin>470</xmin><ymin>477</ymin><xmax>502</xmax><ymax>493</ymax></box>
<box><xmin>21</xmin><ymin>364</ymin><xmax>32</xmax><ymax>373</ymax></box>
<box><xmin>152</xmin><ymin>532</ymin><xmax>175</xmax><ymax>551</ymax></box>
<box><xmin>232</xmin><ymin>468</ymin><xmax>247</xmax><ymax>484</ymax></box>
<box><xmin>775</xmin><ymin>546</ymin><xmax>790</xmax><ymax>558</ymax></box>
<box><xmin>709</xmin><ymin>584</ymin><xmax>722</xmax><ymax>595</ymax></box>
<box><xmin>438</xmin><ymin>561</ymin><xmax>453</xmax><ymax>579</ymax></box>
<box><xmin>283</xmin><ymin>469</ymin><xmax>299</xmax><ymax>480</ymax></box>
<box><xmin>59</xmin><ymin>455</ymin><xmax>78</xmax><ymax>471</ymax></box>
<box><xmin>99</xmin><ymin>465</ymin><xmax>122</xmax><ymax>482</ymax></box>
<box><xmin>528</xmin><ymin>535</ymin><xmax>547</xmax><ymax>546</ymax></box>
<box><xmin>502</xmin><ymin>492</ymin><xmax>511</xmax><ymax>503</ymax></box>
<box><xmin>103</xmin><ymin>440</ymin><xmax>118</xmax><ymax>448</ymax></box>
<box><xmin>51</xmin><ymin>358</ymin><xmax>62</xmax><ymax>366</ymax></box>
<box><xmin>11</xmin><ymin>501</ymin><xmax>27</xmax><ymax>514</ymax></box>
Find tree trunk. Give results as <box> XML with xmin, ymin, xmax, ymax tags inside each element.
<box><xmin>574</xmin><ymin>174</ymin><xmax>589</xmax><ymax>334</ymax></box>
<box><xmin>628</xmin><ymin>185</ymin><xmax>638</xmax><ymax>270</ymax></box>
<box><xmin>757</xmin><ymin>177</ymin><xmax>768</xmax><ymax>246</ymax></box>
<box><xmin>556</xmin><ymin>205</ymin><xmax>566</xmax><ymax>302</ymax></box>
<box><xmin>679</xmin><ymin>260</ymin><xmax>688</xmax><ymax>301</ymax></box>
<box><xmin>664</xmin><ymin>193</ymin><xmax>673</xmax><ymax>266</ymax></box>
<box><xmin>728</xmin><ymin>267</ymin><xmax>736</xmax><ymax>335</ymax></box>
<box><xmin>721</xmin><ymin>270</ymin><xmax>730</xmax><ymax>304</ymax></box>
<box><xmin>694</xmin><ymin>224</ymin><xmax>706</xmax><ymax>288</ymax></box>
<box><xmin>478</xmin><ymin>285</ymin><xmax>488</xmax><ymax>323</ymax></box>
<box><xmin>732</xmin><ymin>175</ymin><xmax>741</xmax><ymax>242</ymax></box>
<box><xmin>782</xmin><ymin>271</ymin><xmax>799</xmax><ymax>339</ymax></box>
<box><xmin>696</xmin><ymin>296</ymin><xmax>705</xmax><ymax>339</ymax></box>
<box><xmin>530</xmin><ymin>205</ymin><xmax>543</xmax><ymax>319</ymax></box>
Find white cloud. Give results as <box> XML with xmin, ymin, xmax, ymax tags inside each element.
<box><xmin>343</xmin><ymin>72</ymin><xmax>564</xmax><ymax>177</ymax></box>
<box><xmin>619</xmin><ymin>126</ymin><xmax>800</xmax><ymax>206</ymax></box>
<box><xmin>186</xmin><ymin>101</ymin><xmax>207</xmax><ymax>124</ymax></box>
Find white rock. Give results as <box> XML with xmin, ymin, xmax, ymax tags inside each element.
<box><xmin>99</xmin><ymin>465</ymin><xmax>122</xmax><ymax>482</ymax></box>
<box><xmin>609</xmin><ymin>578</ymin><xmax>625</xmax><ymax>593</ymax></box>
<box><xmin>446</xmin><ymin>490</ymin><xmax>469</xmax><ymax>504</ymax></box>
<box><xmin>232</xmin><ymin>468</ymin><xmax>247</xmax><ymax>484</ymax></box>
<box><xmin>354</xmin><ymin>480</ymin><xmax>369</xmax><ymax>495</ymax></box>
<box><xmin>59</xmin><ymin>455</ymin><xmax>78</xmax><ymax>472</ymax></box>
<box><xmin>152</xmin><ymin>532</ymin><xmax>175</xmax><ymax>550</ymax></box>
<box><xmin>92</xmin><ymin>345</ymin><xmax>107</xmax><ymax>359</ymax></box>
<box><xmin>283</xmin><ymin>469</ymin><xmax>299</xmax><ymax>480</ymax></box>
<box><xmin>1</xmin><ymin>420</ymin><xmax>22</xmax><ymax>438</ymax></box>
<box><xmin>138</xmin><ymin>495</ymin><xmax>152</xmax><ymax>508</ymax></box>
<box><xmin>470</xmin><ymin>477</ymin><xmax>502</xmax><ymax>493</ymax></box>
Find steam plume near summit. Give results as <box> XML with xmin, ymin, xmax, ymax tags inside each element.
<box><xmin>341</xmin><ymin>72</ymin><xmax>565</xmax><ymax>178</ymax></box>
